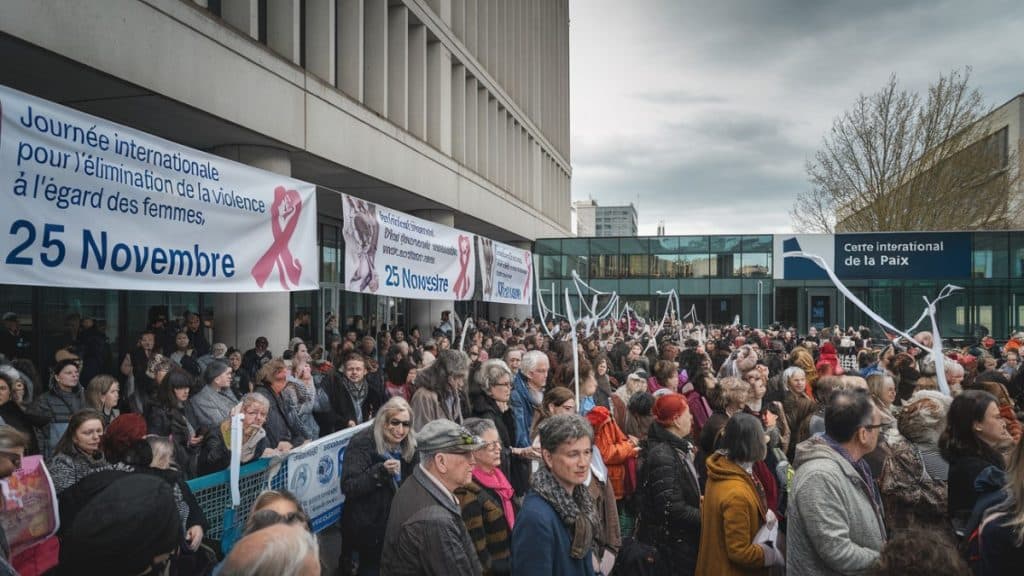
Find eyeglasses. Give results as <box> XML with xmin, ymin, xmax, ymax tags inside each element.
<box><xmin>0</xmin><ymin>451</ymin><xmax>22</xmax><ymax>468</ymax></box>
<box><xmin>388</xmin><ymin>419</ymin><xmax>412</xmax><ymax>428</ymax></box>
<box><xmin>491</xmin><ymin>381</ymin><xmax>511</xmax><ymax>388</ymax></box>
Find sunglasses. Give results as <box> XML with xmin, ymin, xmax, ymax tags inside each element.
<box><xmin>388</xmin><ymin>419</ymin><xmax>412</xmax><ymax>428</ymax></box>
<box><xmin>0</xmin><ymin>451</ymin><xmax>22</xmax><ymax>469</ymax></box>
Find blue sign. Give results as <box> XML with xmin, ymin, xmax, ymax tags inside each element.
<box><xmin>834</xmin><ymin>232</ymin><xmax>971</xmax><ymax>279</ymax></box>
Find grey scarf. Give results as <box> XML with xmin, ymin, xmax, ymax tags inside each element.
<box><xmin>531</xmin><ymin>464</ymin><xmax>597</xmax><ymax>559</ymax></box>
<box><xmin>341</xmin><ymin>375</ymin><xmax>368</xmax><ymax>422</ymax></box>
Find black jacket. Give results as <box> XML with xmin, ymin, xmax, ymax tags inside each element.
<box><xmin>340</xmin><ymin>427</ymin><xmax>418</xmax><ymax>550</ymax></box>
<box><xmin>637</xmin><ymin>422</ymin><xmax>702</xmax><ymax>574</ymax></box>
<box><xmin>321</xmin><ymin>373</ymin><xmax>386</xmax><ymax>434</ymax></box>
<box><xmin>0</xmin><ymin>401</ymin><xmax>47</xmax><ymax>455</ymax></box>
<box><xmin>470</xmin><ymin>391</ymin><xmax>527</xmax><ymax>493</ymax></box>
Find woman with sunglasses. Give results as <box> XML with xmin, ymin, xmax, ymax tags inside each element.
<box><xmin>340</xmin><ymin>397</ymin><xmax>419</xmax><ymax>576</ymax></box>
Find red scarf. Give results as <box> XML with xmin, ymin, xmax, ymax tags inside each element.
<box><xmin>473</xmin><ymin>466</ymin><xmax>516</xmax><ymax>530</ymax></box>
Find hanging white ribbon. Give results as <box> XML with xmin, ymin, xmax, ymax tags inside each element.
<box><xmin>229</xmin><ymin>412</ymin><xmax>244</xmax><ymax>507</ymax></box>
<box><xmin>564</xmin><ymin>288</ymin><xmax>581</xmax><ymax>406</ymax></box>
<box><xmin>786</xmin><ymin>251</ymin><xmax>963</xmax><ymax>395</ymax></box>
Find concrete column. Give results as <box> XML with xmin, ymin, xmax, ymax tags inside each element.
<box><xmin>465</xmin><ymin>75</ymin><xmax>478</xmax><ymax>169</ymax></box>
<box><xmin>364</xmin><ymin>0</ymin><xmax>389</xmax><ymax>116</ymax></box>
<box><xmin>267</xmin><ymin>0</ymin><xmax>301</xmax><ymax>65</ymax></box>
<box><xmin>221</xmin><ymin>0</ymin><xmax>259</xmax><ymax>39</ymax></box>
<box><xmin>338</xmin><ymin>0</ymin><xmax>364</xmax><ymax>100</ymax></box>
<box><xmin>409</xmin><ymin>23</ymin><xmax>427</xmax><ymax>139</ymax></box>
<box><xmin>451</xmin><ymin>0</ymin><xmax>465</xmax><ymax>42</ymax></box>
<box><xmin>477</xmin><ymin>87</ymin><xmax>488</xmax><ymax>178</ymax></box>
<box><xmin>211</xmin><ymin>145</ymin><xmax>293</xmax><ymax>357</ymax></box>
<box><xmin>305</xmin><ymin>0</ymin><xmax>336</xmax><ymax>84</ymax></box>
<box><xmin>387</xmin><ymin>5</ymin><xmax>409</xmax><ymax>129</ymax></box>
<box><xmin>407</xmin><ymin>210</ymin><xmax>456</xmax><ymax>335</ymax></box>
<box><xmin>449</xmin><ymin>62</ymin><xmax>465</xmax><ymax>161</ymax></box>
<box><xmin>427</xmin><ymin>41</ymin><xmax>453</xmax><ymax>153</ymax></box>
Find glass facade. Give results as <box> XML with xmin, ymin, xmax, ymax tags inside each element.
<box><xmin>535</xmin><ymin>231</ymin><xmax>1024</xmax><ymax>340</ymax></box>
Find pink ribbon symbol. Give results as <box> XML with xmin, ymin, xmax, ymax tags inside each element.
<box><xmin>453</xmin><ymin>235</ymin><xmax>472</xmax><ymax>299</ymax></box>
<box><xmin>251</xmin><ymin>186</ymin><xmax>303</xmax><ymax>289</ymax></box>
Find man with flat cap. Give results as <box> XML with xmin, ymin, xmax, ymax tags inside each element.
<box><xmin>381</xmin><ymin>419</ymin><xmax>487</xmax><ymax>576</ymax></box>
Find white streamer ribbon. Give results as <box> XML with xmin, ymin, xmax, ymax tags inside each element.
<box><xmin>229</xmin><ymin>412</ymin><xmax>243</xmax><ymax>507</ymax></box>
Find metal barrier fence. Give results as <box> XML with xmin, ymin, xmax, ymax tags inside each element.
<box><xmin>186</xmin><ymin>422</ymin><xmax>369</xmax><ymax>542</ymax></box>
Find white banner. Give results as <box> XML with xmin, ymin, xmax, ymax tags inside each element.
<box><xmin>478</xmin><ymin>236</ymin><xmax>533</xmax><ymax>305</ymax></box>
<box><xmin>342</xmin><ymin>194</ymin><xmax>475</xmax><ymax>300</ymax></box>
<box><xmin>286</xmin><ymin>422</ymin><xmax>369</xmax><ymax>532</ymax></box>
<box><xmin>0</xmin><ymin>84</ymin><xmax>318</xmax><ymax>292</ymax></box>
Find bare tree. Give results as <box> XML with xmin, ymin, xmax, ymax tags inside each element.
<box><xmin>792</xmin><ymin>68</ymin><xmax>1020</xmax><ymax>233</ymax></box>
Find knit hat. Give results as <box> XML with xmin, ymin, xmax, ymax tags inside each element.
<box><xmin>62</xmin><ymin>474</ymin><xmax>181</xmax><ymax>574</ymax></box>
<box><xmin>652</xmin><ymin>393</ymin><xmax>689</xmax><ymax>426</ymax></box>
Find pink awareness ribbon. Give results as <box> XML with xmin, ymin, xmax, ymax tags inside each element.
<box><xmin>251</xmin><ymin>186</ymin><xmax>303</xmax><ymax>289</ymax></box>
<box><xmin>453</xmin><ymin>235</ymin><xmax>472</xmax><ymax>299</ymax></box>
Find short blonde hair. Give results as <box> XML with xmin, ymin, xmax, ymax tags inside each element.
<box><xmin>718</xmin><ymin>377</ymin><xmax>748</xmax><ymax>408</ymax></box>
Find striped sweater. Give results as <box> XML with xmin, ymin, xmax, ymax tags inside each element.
<box><xmin>456</xmin><ymin>481</ymin><xmax>512</xmax><ymax>576</ymax></box>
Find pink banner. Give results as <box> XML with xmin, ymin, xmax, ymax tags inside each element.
<box><xmin>0</xmin><ymin>455</ymin><xmax>59</xmax><ymax>555</ymax></box>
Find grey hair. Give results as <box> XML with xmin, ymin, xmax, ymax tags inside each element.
<box><xmin>414</xmin><ymin>349</ymin><xmax>470</xmax><ymax>394</ymax></box>
<box><xmin>781</xmin><ymin>366</ymin><xmax>806</xmax><ymax>388</ymax></box>
<box><xmin>520</xmin><ymin>350</ymin><xmax>549</xmax><ymax>374</ymax></box>
<box><xmin>476</xmin><ymin>359</ymin><xmax>512</xmax><ymax>393</ymax></box>
<box><xmin>944</xmin><ymin>361</ymin><xmax>964</xmax><ymax>377</ymax></box>
<box><xmin>240</xmin><ymin>392</ymin><xmax>271</xmax><ymax>412</ymax></box>
<box><xmin>463</xmin><ymin>417</ymin><xmax>497</xmax><ymax>438</ymax></box>
<box><xmin>0</xmin><ymin>425</ymin><xmax>28</xmax><ymax>451</ymax></box>
<box><xmin>146</xmin><ymin>435</ymin><xmax>176</xmax><ymax>470</ymax></box>
<box><xmin>222</xmin><ymin>524</ymin><xmax>319</xmax><ymax>576</ymax></box>
<box><xmin>372</xmin><ymin>397</ymin><xmax>417</xmax><ymax>461</ymax></box>
<box><xmin>898</xmin><ymin>390</ymin><xmax>952</xmax><ymax>445</ymax></box>
<box><xmin>537</xmin><ymin>413</ymin><xmax>593</xmax><ymax>454</ymax></box>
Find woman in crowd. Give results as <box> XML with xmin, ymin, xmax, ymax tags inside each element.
<box><xmin>145</xmin><ymin>368</ymin><xmax>201</xmax><ymax>478</ymax></box>
<box><xmin>27</xmin><ymin>358</ymin><xmax>85</xmax><ymax>457</ymax></box>
<box><xmin>636</xmin><ymin>393</ymin><xmax>702</xmax><ymax>575</ymax></box>
<box><xmin>879</xmin><ymin>390</ymin><xmax>952</xmax><ymax>533</ymax></box>
<box><xmin>142</xmin><ymin>435</ymin><xmax>212</xmax><ymax>572</ymax></box>
<box><xmin>245</xmin><ymin>489</ymin><xmax>311</xmax><ymax>535</ymax></box>
<box><xmin>611</xmin><ymin>372</ymin><xmax>647</xmax><ymax>434</ymax></box>
<box><xmin>592</xmin><ymin>355</ymin><xmax>613</xmax><ymax>412</ymax></box>
<box><xmin>980</xmin><ymin>435</ymin><xmax>1024</xmax><ymax>573</ymax></box>
<box><xmin>781</xmin><ymin>366</ymin><xmax>816</xmax><ymax>462</ymax></box>
<box><xmin>198</xmin><ymin>392</ymin><xmax>276</xmax><ymax>475</ymax></box>
<box><xmin>511</xmin><ymin>414</ymin><xmax>597</xmax><ymax>576</ymax></box>
<box><xmin>471</xmin><ymin>359</ymin><xmax>537</xmax><ymax>489</ymax></box>
<box><xmin>789</xmin><ymin>346</ymin><xmax>818</xmax><ymax>396</ymax></box>
<box><xmin>411</xmin><ymin>349</ymin><xmax>471</xmax><ymax>430</ymax></box>
<box><xmin>681</xmin><ymin>368</ymin><xmax>715</xmax><ymax>442</ymax></box>
<box><xmin>864</xmin><ymin>372</ymin><xmax>901</xmax><ymax>476</ymax></box>
<box><xmin>585</xmin><ymin>397</ymin><xmax>639</xmax><ymax>508</ymax></box>
<box><xmin>227</xmin><ymin>349</ymin><xmax>253</xmax><ymax>397</ymax></box>
<box><xmin>84</xmin><ymin>374</ymin><xmax>120</xmax><ymax>427</ymax></box>
<box><xmin>282</xmin><ymin>352</ymin><xmax>320</xmax><ymax>440</ymax></box>
<box><xmin>340</xmin><ymin>397</ymin><xmax>418</xmax><ymax>576</ymax></box>
<box><xmin>0</xmin><ymin>370</ymin><xmax>46</xmax><ymax>455</ymax></box>
<box><xmin>699</xmin><ymin>377</ymin><xmax>749</xmax><ymax>468</ymax></box>
<box><xmin>457</xmin><ymin>418</ymin><xmax>515</xmax><ymax>576</ymax></box>
<box><xmin>648</xmin><ymin>360</ymin><xmax>682</xmax><ymax>394</ymax></box>
<box><xmin>624</xmin><ymin>391</ymin><xmax>655</xmax><ymax>442</ymax></box>
<box><xmin>941</xmin><ymin>389</ymin><xmax>1011</xmax><ymax>532</ymax></box>
<box><xmin>384</xmin><ymin>357</ymin><xmax>415</xmax><ymax>401</ymax></box>
<box><xmin>973</xmin><ymin>371</ymin><xmax>1023</xmax><ymax>445</ymax></box>
<box><xmin>254</xmin><ymin>358</ymin><xmax>308</xmax><ymax>452</ymax></box>
<box><xmin>48</xmin><ymin>409</ymin><xmax>109</xmax><ymax>494</ymax></box>
<box><xmin>530</xmin><ymin>386</ymin><xmax>577</xmax><ymax>441</ymax></box>
<box><xmin>189</xmin><ymin>360</ymin><xmax>238</xmax><ymax>432</ymax></box>
<box><xmin>168</xmin><ymin>330</ymin><xmax>201</xmax><ymax>377</ymax></box>
<box><xmin>696</xmin><ymin>412</ymin><xmax>781</xmax><ymax>575</ymax></box>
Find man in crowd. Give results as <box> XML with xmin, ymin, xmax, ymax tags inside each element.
<box><xmin>381</xmin><ymin>419</ymin><xmax>486</xmax><ymax>575</ymax></box>
<box><xmin>243</xmin><ymin>336</ymin><xmax>273</xmax><ymax>380</ymax></box>
<box><xmin>185</xmin><ymin>311</ymin><xmax>212</xmax><ymax>358</ymax></box>
<box><xmin>788</xmin><ymin>389</ymin><xmax>887</xmax><ymax>574</ymax></box>
<box><xmin>221</xmin><ymin>523</ymin><xmax>321</xmax><ymax>576</ymax></box>
<box><xmin>0</xmin><ymin>313</ymin><xmax>30</xmax><ymax>361</ymax></box>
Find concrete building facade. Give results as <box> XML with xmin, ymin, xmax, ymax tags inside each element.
<box><xmin>0</xmin><ymin>0</ymin><xmax>570</xmax><ymax>366</ymax></box>
<box><xmin>573</xmin><ymin>199</ymin><xmax>637</xmax><ymax>237</ymax></box>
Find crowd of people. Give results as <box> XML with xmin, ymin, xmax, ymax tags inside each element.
<box><xmin>2</xmin><ymin>309</ymin><xmax>1024</xmax><ymax>575</ymax></box>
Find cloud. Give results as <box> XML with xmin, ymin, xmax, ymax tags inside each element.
<box><xmin>569</xmin><ymin>0</ymin><xmax>1024</xmax><ymax>235</ymax></box>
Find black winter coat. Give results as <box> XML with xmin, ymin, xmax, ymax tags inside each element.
<box><xmin>320</xmin><ymin>373</ymin><xmax>386</xmax><ymax>434</ymax></box>
<box><xmin>636</xmin><ymin>422</ymin><xmax>702</xmax><ymax>575</ymax></box>
<box><xmin>254</xmin><ymin>384</ymin><xmax>308</xmax><ymax>448</ymax></box>
<box><xmin>339</xmin><ymin>427</ymin><xmax>418</xmax><ymax>550</ymax></box>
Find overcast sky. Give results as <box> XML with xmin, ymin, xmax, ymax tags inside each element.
<box><xmin>569</xmin><ymin>0</ymin><xmax>1024</xmax><ymax>236</ymax></box>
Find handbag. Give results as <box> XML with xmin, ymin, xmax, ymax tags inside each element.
<box><xmin>609</xmin><ymin>536</ymin><xmax>658</xmax><ymax>576</ymax></box>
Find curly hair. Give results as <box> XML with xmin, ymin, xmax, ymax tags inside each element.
<box><xmin>874</xmin><ymin>527</ymin><xmax>966</xmax><ymax>575</ymax></box>
<box><xmin>413</xmin><ymin>349</ymin><xmax>469</xmax><ymax>395</ymax></box>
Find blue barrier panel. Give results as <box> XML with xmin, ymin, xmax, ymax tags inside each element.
<box><xmin>187</xmin><ymin>422</ymin><xmax>370</xmax><ymax>540</ymax></box>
